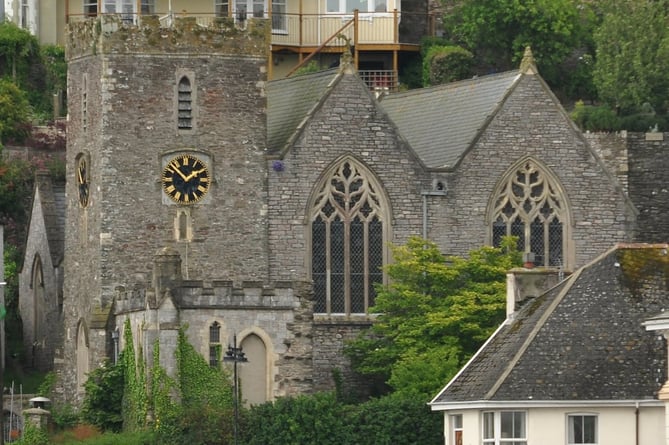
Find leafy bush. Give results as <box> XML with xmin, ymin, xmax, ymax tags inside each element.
<box><xmin>82</xmin><ymin>361</ymin><xmax>124</xmax><ymax>432</ymax></box>
<box><xmin>243</xmin><ymin>392</ymin><xmax>353</xmax><ymax>445</ymax></box>
<box><xmin>242</xmin><ymin>391</ymin><xmax>442</xmax><ymax>445</ymax></box>
<box><xmin>14</xmin><ymin>424</ymin><xmax>49</xmax><ymax>445</ymax></box>
<box><xmin>619</xmin><ymin>112</ymin><xmax>668</xmax><ymax>132</ymax></box>
<box><xmin>423</xmin><ymin>45</ymin><xmax>473</xmax><ymax>86</ymax></box>
<box><xmin>351</xmin><ymin>393</ymin><xmax>442</xmax><ymax>445</ymax></box>
<box><xmin>570</xmin><ymin>101</ymin><xmax>620</xmax><ymax>132</ymax></box>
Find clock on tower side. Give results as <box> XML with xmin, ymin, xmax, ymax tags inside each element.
<box><xmin>58</xmin><ymin>15</ymin><xmax>272</xmax><ymax>405</ymax></box>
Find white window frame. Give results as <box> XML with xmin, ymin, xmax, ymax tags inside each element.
<box><xmin>567</xmin><ymin>414</ymin><xmax>598</xmax><ymax>445</ymax></box>
<box><xmin>482</xmin><ymin>411</ymin><xmax>527</xmax><ymax>445</ymax></box>
<box><xmin>450</xmin><ymin>414</ymin><xmax>463</xmax><ymax>445</ymax></box>
<box><xmin>326</xmin><ymin>0</ymin><xmax>389</xmax><ymax>13</ymax></box>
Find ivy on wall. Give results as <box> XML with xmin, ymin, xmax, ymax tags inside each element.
<box><xmin>121</xmin><ymin>319</ymin><xmax>148</xmax><ymax>432</ymax></box>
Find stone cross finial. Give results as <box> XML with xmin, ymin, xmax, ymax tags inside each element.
<box><xmin>520</xmin><ymin>46</ymin><xmax>538</xmax><ymax>75</ymax></box>
<box><xmin>338</xmin><ymin>34</ymin><xmax>355</xmax><ymax>74</ymax></box>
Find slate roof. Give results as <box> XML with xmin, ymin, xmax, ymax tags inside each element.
<box><xmin>267</xmin><ymin>68</ymin><xmax>339</xmax><ymax>153</ymax></box>
<box><xmin>379</xmin><ymin>70</ymin><xmax>521</xmax><ymax>169</ymax></box>
<box><xmin>35</xmin><ymin>173</ymin><xmax>66</xmax><ymax>266</ymax></box>
<box><xmin>431</xmin><ymin>244</ymin><xmax>669</xmax><ymax>406</ymax></box>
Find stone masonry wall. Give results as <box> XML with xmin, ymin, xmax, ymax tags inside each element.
<box><xmin>428</xmin><ymin>74</ymin><xmax>636</xmax><ymax>270</ymax></box>
<box><xmin>267</xmin><ymin>70</ymin><xmax>428</xmax><ymax>283</ymax></box>
<box><xmin>627</xmin><ymin>132</ymin><xmax>669</xmax><ymax>243</ymax></box>
<box><xmin>61</xmin><ymin>16</ymin><xmax>271</xmax><ymax>403</ymax></box>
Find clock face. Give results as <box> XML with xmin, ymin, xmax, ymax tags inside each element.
<box><xmin>162</xmin><ymin>154</ymin><xmax>211</xmax><ymax>204</ymax></box>
<box><xmin>77</xmin><ymin>157</ymin><xmax>89</xmax><ymax>207</ymax></box>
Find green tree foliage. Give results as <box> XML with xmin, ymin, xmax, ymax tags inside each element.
<box><xmin>82</xmin><ymin>361</ymin><xmax>125</xmax><ymax>432</ymax></box>
<box><xmin>243</xmin><ymin>392</ymin><xmax>442</xmax><ymax>445</ymax></box>
<box><xmin>593</xmin><ymin>0</ymin><xmax>669</xmax><ymax>115</ymax></box>
<box><xmin>423</xmin><ymin>45</ymin><xmax>473</xmax><ymax>86</ymax></box>
<box><xmin>0</xmin><ymin>21</ymin><xmax>39</xmax><ymax>82</ymax></box>
<box><xmin>0</xmin><ymin>22</ymin><xmax>66</xmax><ymax>119</ymax></box>
<box><xmin>0</xmin><ymin>78</ymin><xmax>31</xmax><ymax>143</ymax></box>
<box><xmin>444</xmin><ymin>0</ymin><xmax>584</xmax><ymax>84</ymax></box>
<box><xmin>346</xmin><ymin>236</ymin><xmax>520</xmax><ymax>400</ymax></box>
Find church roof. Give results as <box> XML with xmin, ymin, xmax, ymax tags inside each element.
<box><xmin>379</xmin><ymin>70</ymin><xmax>521</xmax><ymax>169</ymax></box>
<box><xmin>430</xmin><ymin>244</ymin><xmax>669</xmax><ymax>407</ymax></box>
<box><xmin>267</xmin><ymin>68</ymin><xmax>339</xmax><ymax>152</ymax></box>
<box><xmin>34</xmin><ymin>173</ymin><xmax>66</xmax><ymax>266</ymax></box>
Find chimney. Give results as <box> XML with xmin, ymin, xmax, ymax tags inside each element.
<box><xmin>506</xmin><ymin>267</ymin><xmax>563</xmax><ymax>319</ymax></box>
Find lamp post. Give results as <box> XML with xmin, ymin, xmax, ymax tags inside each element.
<box><xmin>111</xmin><ymin>328</ymin><xmax>119</xmax><ymax>364</ymax></box>
<box><xmin>224</xmin><ymin>334</ymin><xmax>247</xmax><ymax>445</ymax></box>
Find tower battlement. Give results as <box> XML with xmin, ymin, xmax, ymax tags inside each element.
<box><xmin>113</xmin><ymin>280</ymin><xmax>304</xmax><ymax>315</ymax></box>
<box><xmin>66</xmin><ymin>14</ymin><xmax>270</xmax><ymax>61</ymax></box>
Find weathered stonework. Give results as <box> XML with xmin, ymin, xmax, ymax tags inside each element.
<box><xmin>49</xmin><ymin>12</ymin><xmax>669</xmax><ymax>407</ymax></box>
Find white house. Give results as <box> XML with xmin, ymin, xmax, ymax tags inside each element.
<box><xmin>430</xmin><ymin>244</ymin><xmax>669</xmax><ymax>445</ymax></box>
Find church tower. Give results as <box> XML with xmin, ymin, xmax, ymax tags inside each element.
<box><xmin>58</xmin><ymin>15</ymin><xmax>301</xmax><ymax>403</ymax></box>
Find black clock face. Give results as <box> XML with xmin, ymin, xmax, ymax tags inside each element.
<box><xmin>162</xmin><ymin>154</ymin><xmax>211</xmax><ymax>204</ymax></box>
<box><xmin>77</xmin><ymin>157</ymin><xmax>89</xmax><ymax>207</ymax></box>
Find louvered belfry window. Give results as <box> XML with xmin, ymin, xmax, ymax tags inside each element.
<box><xmin>178</xmin><ymin>76</ymin><xmax>192</xmax><ymax>130</ymax></box>
<box><xmin>311</xmin><ymin>160</ymin><xmax>386</xmax><ymax>315</ymax></box>
<box><xmin>491</xmin><ymin>159</ymin><xmax>566</xmax><ymax>268</ymax></box>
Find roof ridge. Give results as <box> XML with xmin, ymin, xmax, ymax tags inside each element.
<box><xmin>484</xmin><ymin>268</ymin><xmax>583</xmax><ymax>399</ymax></box>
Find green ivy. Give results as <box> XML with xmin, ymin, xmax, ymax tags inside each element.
<box><xmin>121</xmin><ymin>319</ymin><xmax>148</xmax><ymax>432</ymax></box>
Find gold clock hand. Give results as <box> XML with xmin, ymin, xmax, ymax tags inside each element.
<box><xmin>184</xmin><ymin>168</ymin><xmax>206</xmax><ymax>181</ymax></box>
<box><xmin>169</xmin><ymin>161</ymin><xmax>188</xmax><ymax>181</ymax></box>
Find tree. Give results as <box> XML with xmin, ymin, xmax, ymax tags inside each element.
<box><xmin>0</xmin><ymin>21</ymin><xmax>39</xmax><ymax>82</ymax></box>
<box><xmin>0</xmin><ymin>79</ymin><xmax>31</xmax><ymax>143</ymax></box>
<box><xmin>345</xmin><ymin>236</ymin><xmax>520</xmax><ymax>400</ymax></box>
<box><xmin>593</xmin><ymin>0</ymin><xmax>669</xmax><ymax>115</ymax></box>
<box><xmin>444</xmin><ymin>0</ymin><xmax>585</xmax><ymax>85</ymax></box>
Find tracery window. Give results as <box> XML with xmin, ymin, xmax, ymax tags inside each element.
<box><xmin>310</xmin><ymin>159</ymin><xmax>387</xmax><ymax>315</ymax></box>
<box><xmin>178</xmin><ymin>76</ymin><xmax>193</xmax><ymax>130</ymax></box>
<box><xmin>491</xmin><ymin>159</ymin><xmax>567</xmax><ymax>268</ymax></box>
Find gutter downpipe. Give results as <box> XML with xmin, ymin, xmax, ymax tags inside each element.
<box><xmin>421</xmin><ymin>187</ymin><xmax>448</xmax><ymax>240</ymax></box>
<box><xmin>636</xmin><ymin>401</ymin><xmax>639</xmax><ymax>445</ymax></box>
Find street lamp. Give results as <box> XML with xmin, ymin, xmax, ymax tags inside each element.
<box><xmin>224</xmin><ymin>334</ymin><xmax>247</xmax><ymax>445</ymax></box>
<box><xmin>111</xmin><ymin>328</ymin><xmax>119</xmax><ymax>364</ymax></box>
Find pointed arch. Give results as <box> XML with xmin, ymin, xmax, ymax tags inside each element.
<box><xmin>76</xmin><ymin>319</ymin><xmax>90</xmax><ymax>393</ymax></box>
<box><xmin>238</xmin><ymin>332</ymin><xmax>268</xmax><ymax>406</ymax></box>
<box><xmin>307</xmin><ymin>155</ymin><xmax>391</xmax><ymax>316</ymax></box>
<box><xmin>488</xmin><ymin>157</ymin><xmax>573</xmax><ymax>269</ymax></box>
<box><xmin>31</xmin><ymin>254</ymin><xmax>44</xmax><ymax>341</ymax></box>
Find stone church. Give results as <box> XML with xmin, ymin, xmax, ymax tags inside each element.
<box><xmin>18</xmin><ymin>14</ymin><xmax>669</xmax><ymax>405</ymax></box>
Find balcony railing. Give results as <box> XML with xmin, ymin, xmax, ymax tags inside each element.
<box><xmin>67</xmin><ymin>10</ymin><xmax>433</xmax><ymax>49</ymax></box>
<box><xmin>359</xmin><ymin>70</ymin><xmax>398</xmax><ymax>93</ymax></box>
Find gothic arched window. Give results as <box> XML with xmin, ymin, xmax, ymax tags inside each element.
<box><xmin>310</xmin><ymin>158</ymin><xmax>389</xmax><ymax>316</ymax></box>
<box><xmin>177</xmin><ymin>76</ymin><xmax>193</xmax><ymax>130</ymax></box>
<box><xmin>490</xmin><ymin>159</ymin><xmax>569</xmax><ymax>268</ymax></box>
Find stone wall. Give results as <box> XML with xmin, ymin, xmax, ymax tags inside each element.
<box><xmin>429</xmin><ymin>75</ymin><xmax>636</xmax><ymax>270</ymax></box>
<box><xmin>627</xmin><ymin>132</ymin><xmax>669</xmax><ymax>243</ymax></box>
<box><xmin>60</xmin><ymin>16</ymin><xmax>272</xmax><ymax>403</ymax></box>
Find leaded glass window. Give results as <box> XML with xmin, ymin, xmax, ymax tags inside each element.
<box><xmin>209</xmin><ymin>321</ymin><xmax>221</xmax><ymax>367</ymax></box>
<box><xmin>310</xmin><ymin>160</ymin><xmax>386</xmax><ymax>315</ymax></box>
<box><xmin>491</xmin><ymin>160</ymin><xmax>567</xmax><ymax>267</ymax></box>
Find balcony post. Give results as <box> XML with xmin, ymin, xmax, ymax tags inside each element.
<box><xmin>354</xmin><ymin>9</ymin><xmax>359</xmax><ymax>70</ymax></box>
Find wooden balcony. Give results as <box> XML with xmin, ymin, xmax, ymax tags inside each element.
<box><xmin>67</xmin><ymin>9</ymin><xmax>431</xmax><ymax>52</ymax></box>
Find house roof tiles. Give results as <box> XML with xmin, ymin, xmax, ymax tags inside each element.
<box><xmin>431</xmin><ymin>244</ymin><xmax>669</xmax><ymax>405</ymax></box>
